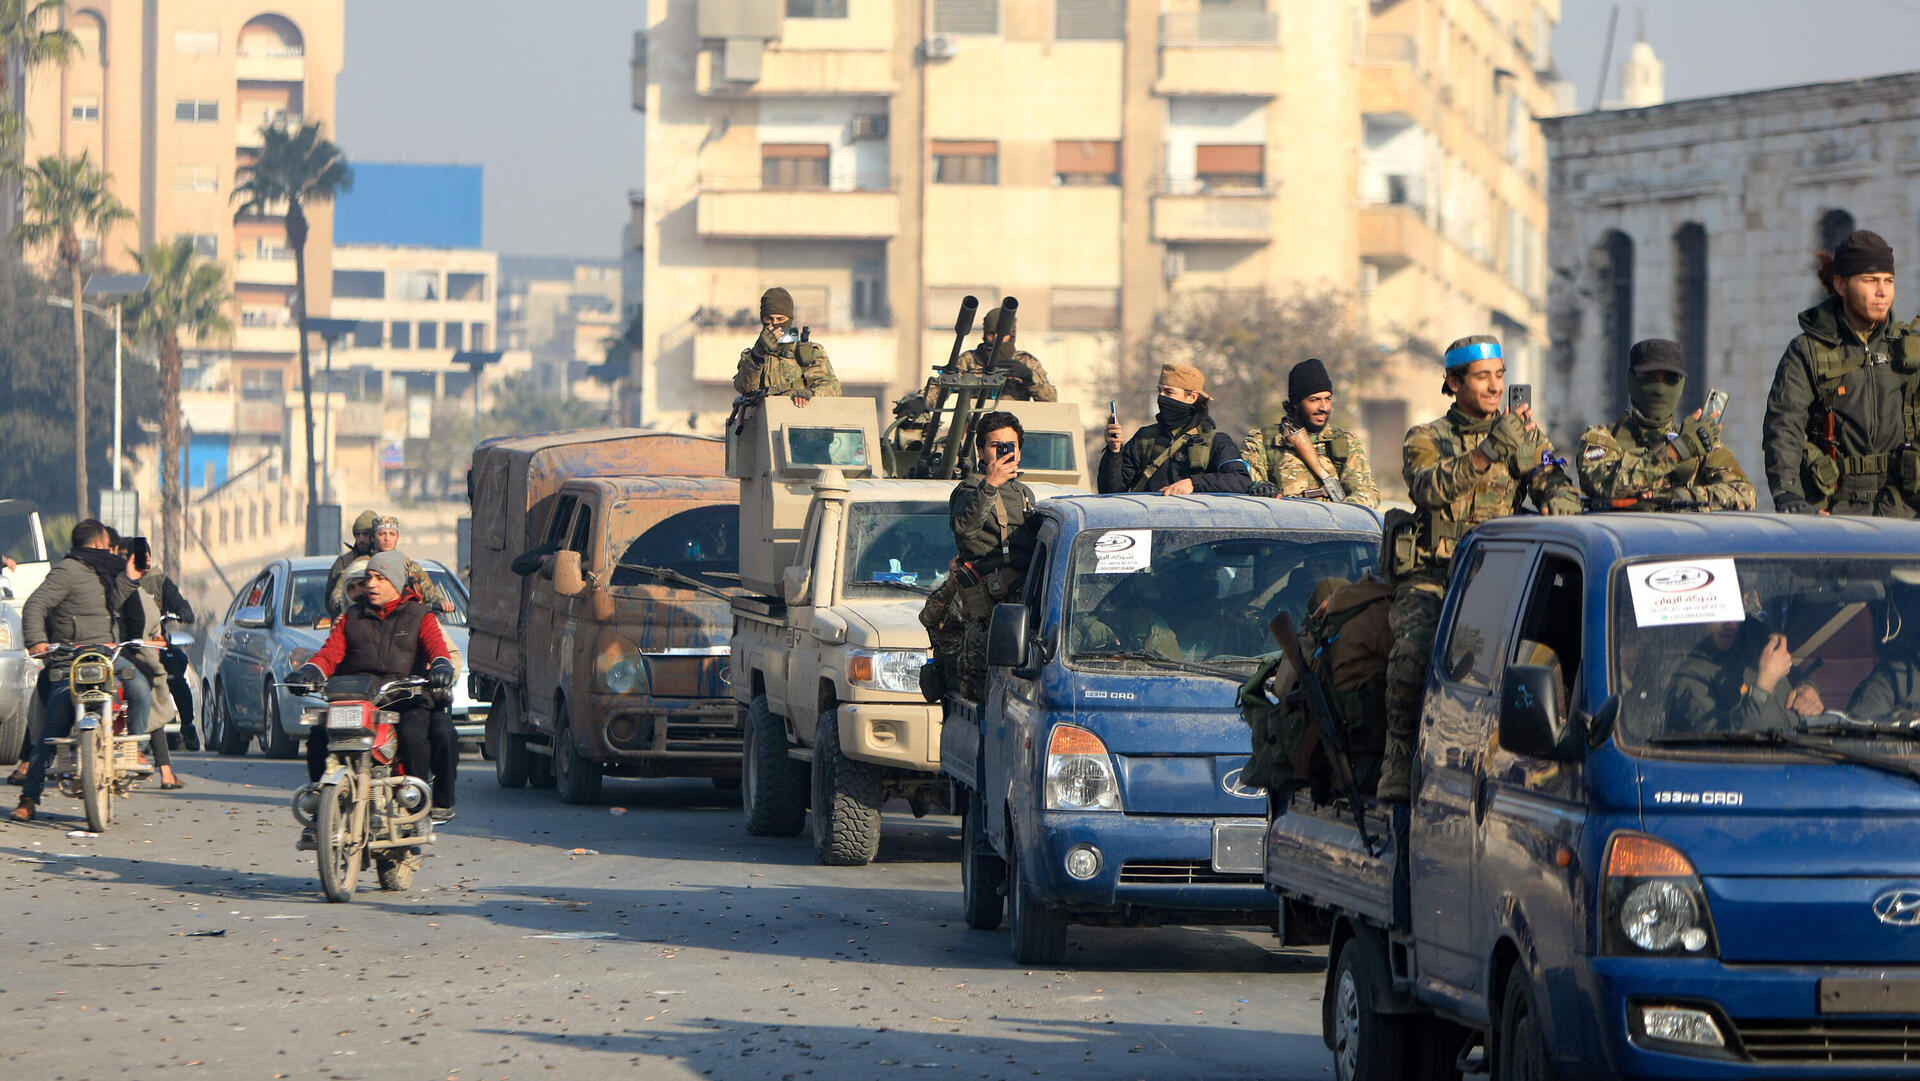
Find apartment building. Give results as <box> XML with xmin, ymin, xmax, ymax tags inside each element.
<box><xmin>636</xmin><ymin>0</ymin><xmax>1559</xmax><ymax>478</ymax></box>
<box><xmin>19</xmin><ymin>2</ymin><xmax>346</xmax><ymax>410</ymax></box>
<box><xmin>498</xmin><ymin>256</ymin><xmax>625</xmax><ymax>402</ymax></box>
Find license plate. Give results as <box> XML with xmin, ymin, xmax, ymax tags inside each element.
<box><xmin>1820</xmin><ymin>978</ymin><xmax>1920</xmax><ymax>1014</ymax></box>
<box><xmin>1211</xmin><ymin>821</ymin><xmax>1266</xmax><ymax>875</ymax></box>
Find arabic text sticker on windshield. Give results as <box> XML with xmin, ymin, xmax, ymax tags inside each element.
<box><xmin>1091</xmin><ymin>529</ymin><xmax>1152</xmax><ymax>574</ymax></box>
<box><xmin>1627</xmin><ymin>558</ymin><xmax>1745</xmax><ymax>628</ymax></box>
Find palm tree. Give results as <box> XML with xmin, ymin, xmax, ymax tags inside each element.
<box><xmin>10</xmin><ymin>151</ymin><xmax>130</xmax><ymax>519</ymax></box>
<box><xmin>231</xmin><ymin>121</ymin><xmax>350</xmax><ymax>514</ymax></box>
<box><xmin>127</xmin><ymin>237</ymin><xmax>231</xmax><ymax>570</ymax></box>
<box><xmin>0</xmin><ymin>0</ymin><xmax>78</xmax><ymax>178</ymax></box>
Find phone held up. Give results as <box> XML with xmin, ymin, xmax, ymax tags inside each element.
<box><xmin>1704</xmin><ymin>388</ymin><xmax>1729</xmax><ymax>424</ymax></box>
<box><xmin>1508</xmin><ymin>383</ymin><xmax>1532</xmax><ymax>415</ymax></box>
<box><xmin>1108</xmin><ymin>400</ymin><xmax>1118</xmax><ymax>426</ymax></box>
<box><xmin>128</xmin><ymin>536</ymin><xmax>151</xmax><ymax>572</ymax></box>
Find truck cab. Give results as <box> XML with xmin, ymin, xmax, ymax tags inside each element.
<box><xmin>1267</xmin><ymin>513</ymin><xmax>1920</xmax><ymax>1081</ymax></box>
<box><xmin>947</xmin><ymin>494</ymin><xmax>1381</xmax><ymax>964</ymax></box>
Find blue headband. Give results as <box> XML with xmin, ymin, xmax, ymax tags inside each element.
<box><xmin>1444</xmin><ymin>341</ymin><xmax>1502</xmax><ymax>369</ymax></box>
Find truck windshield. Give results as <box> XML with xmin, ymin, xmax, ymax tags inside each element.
<box><xmin>843</xmin><ymin>501</ymin><xmax>951</xmax><ymax>595</ymax></box>
<box><xmin>1020</xmin><ymin>432</ymin><xmax>1075</xmax><ymax>473</ymax></box>
<box><xmin>1613</xmin><ymin>556</ymin><xmax>1920</xmax><ymax>752</ymax></box>
<box><xmin>1066</xmin><ymin>530</ymin><xmax>1378</xmax><ymax>672</ymax></box>
<box><xmin>609</xmin><ymin>505</ymin><xmax>740</xmax><ymax>590</ymax></box>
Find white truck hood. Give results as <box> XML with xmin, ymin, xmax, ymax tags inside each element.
<box><xmin>842</xmin><ymin>597</ymin><xmax>933</xmax><ymax>650</ymax></box>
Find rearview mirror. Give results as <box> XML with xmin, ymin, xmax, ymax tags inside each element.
<box><xmin>167</xmin><ymin>630</ymin><xmax>194</xmax><ymax>648</ymax></box>
<box><xmin>1498</xmin><ymin>663</ymin><xmax>1584</xmax><ymax>761</ymax></box>
<box><xmin>551</xmin><ymin>551</ymin><xmax>586</xmax><ymax>597</ymax></box>
<box><xmin>233</xmin><ymin>605</ymin><xmax>268</xmax><ymax>629</ymax></box>
<box><xmin>986</xmin><ymin>604</ymin><xmax>1030</xmax><ymax>669</ymax></box>
<box><xmin>782</xmin><ymin>564</ymin><xmax>811</xmax><ymax>606</ymax></box>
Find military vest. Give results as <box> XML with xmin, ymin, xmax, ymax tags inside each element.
<box><xmin>1124</xmin><ymin>421</ymin><xmax>1214</xmax><ymax>491</ymax></box>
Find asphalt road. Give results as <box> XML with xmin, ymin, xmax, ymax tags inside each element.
<box><xmin>1</xmin><ymin>753</ymin><xmax>1333</xmax><ymax>1081</ymax></box>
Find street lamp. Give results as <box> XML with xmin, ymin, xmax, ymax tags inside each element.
<box><xmin>49</xmin><ymin>271</ymin><xmax>151</xmax><ymax>531</ymax></box>
<box><xmin>451</xmin><ymin>350</ymin><xmax>505</xmax><ymax>450</ymax></box>
<box><xmin>306</xmin><ymin>316</ymin><xmax>360</xmax><ymax>506</ymax></box>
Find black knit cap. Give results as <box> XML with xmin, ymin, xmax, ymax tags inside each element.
<box><xmin>1627</xmin><ymin>338</ymin><xmax>1687</xmax><ymax>377</ymax></box>
<box><xmin>1832</xmin><ymin>230</ymin><xmax>1895</xmax><ymax>278</ymax></box>
<box><xmin>1287</xmin><ymin>357</ymin><xmax>1333</xmax><ymax>403</ymax></box>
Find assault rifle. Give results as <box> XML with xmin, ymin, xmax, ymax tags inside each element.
<box><xmin>1282</xmin><ymin>418</ymin><xmax>1347</xmax><ymax>501</ymax></box>
<box><xmin>1271</xmin><ymin>611</ymin><xmax>1378</xmax><ymax>855</ymax></box>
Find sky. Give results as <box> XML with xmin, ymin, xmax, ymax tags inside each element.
<box><xmin>334</xmin><ymin>1</ymin><xmax>1920</xmax><ymax>260</ymax></box>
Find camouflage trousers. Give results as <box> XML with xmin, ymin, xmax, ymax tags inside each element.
<box><xmin>919</xmin><ymin>579</ymin><xmax>966</xmax><ymax>692</ymax></box>
<box><xmin>959</xmin><ymin>618</ymin><xmax>991</xmax><ymax>700</ymax></box>
<box><xmin>1379</xmin><ymin>572</ymin><xmax>1446</xmax><ymax>802</ymax></box>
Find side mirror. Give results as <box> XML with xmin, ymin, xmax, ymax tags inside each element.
<box><xmin>986</xmin><ymin>604</ymin><xmax>1030</xmax><ymax>670</ymax></box>
<box><xmin>233</xmin><ymin>605</ymin><xmax>268</xmax><ymax>629</ymax></box>
<box><xmin>551</xmin><ymin>550</ymin><xmax>586</xmax><ymax>597</ymax></box>
<box><xmin>782</xmin><ymin>564</ymin><xmax>811</xmax><ymax>606</ymax></box>
<box><xmin>1498</xmin><ymin>663</ymin><xmax>1585</xmax><ymax>761</ymax></box>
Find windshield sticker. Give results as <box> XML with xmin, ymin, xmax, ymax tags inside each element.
<box><xmin>1627</xmin><ymin>558</ymin><xmax>1745</xmax><ymax>627</ymax></box>
<box><xmin>1091</xmin><ymin>530</ymin><xmax>1152</xmax><ymax>574</ymax></box>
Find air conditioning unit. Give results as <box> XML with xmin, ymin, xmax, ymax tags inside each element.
<box><xmin>1359</xmin><ymin>262</ymin><xmax>1380</xmax><ymax>296</ymax></box>
<box><xmin>1162</xmin><ymin>250</ymin><xmax>1186</xmax><ymax>281</ymax></box>
<box><xmin>922</xmin><ymin>34</ymin><xmax>957</xmax><ymax>60</ymax></box>
<box><xmin>851</xmin><ymin>114</ymin><xmax>889</xmax><ymax>140</ymax></box>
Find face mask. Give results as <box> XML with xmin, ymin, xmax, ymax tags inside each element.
<box><xmin>1156</xmin><ymin>394</ymin><xmax>1196</xmax><ymax>427</ymax></box>
<box><xmin>989</xmin><ymin>336</ymin><xmax>1015</xmax><ymax>364</ymax></box>
<box><xmin>1629</xmin><ymin>375</ymin><xmax>1684</xmax><ymax>425</ymax></box>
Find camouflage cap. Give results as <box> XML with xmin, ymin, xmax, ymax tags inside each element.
<box><xmin>351</xmin><ymin>510</ymin><xmax>379</xmax><ymax>534</ymax></box>
<box><xmin>373</xmin><ymin>516</ymin><xmax>400</xmax><ymax>534</ymax></box>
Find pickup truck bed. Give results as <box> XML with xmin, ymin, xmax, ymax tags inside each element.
<box><xmin>1265</xmin><ymin>793</ymin><xmax>1398</xmax><ymax>929</ymax></box>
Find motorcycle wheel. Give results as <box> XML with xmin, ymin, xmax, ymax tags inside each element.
<box><xmin>79</xmin><ymin>719</ymin><xmax>113</xmax><ymax>833</ymax></box>
<box><xmin>376</xmin><ymin>850</ymin><xmax>419</xmax><ymax>892</ymax></box>
<box><xmin>315</xmin><ymin>777</ymin><xmax>363</xmax><ymax>903</ymax></box>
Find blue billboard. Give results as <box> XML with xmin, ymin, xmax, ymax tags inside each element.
<box><xmin>333</xmin><ymin>163</ymin><xmax>483</xmax><ymax>249</ymax></box>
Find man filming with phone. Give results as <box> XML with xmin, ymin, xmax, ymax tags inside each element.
<box><xmin>1576</xmin><ymin>338</ymin><xmax>1756</xmax><ymax>513</ymax></box>
<box><xmin>947</xmin><ymin>411</ymin><xmax>1037</xmax><ymax>699</ymax></box>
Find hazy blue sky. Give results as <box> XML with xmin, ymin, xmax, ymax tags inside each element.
<box><xmin>335</xmin><ymin>1</ymin><xmax>1920</xmax><ymax>260</ymax></box>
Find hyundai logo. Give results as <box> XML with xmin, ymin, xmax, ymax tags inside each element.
<box><xmin>1220</xmin><ymin>767</ymin><xmax>1265</xmax><ymax>800</ymax></box>
<box><xmin>1872</xmin><ymin>888</ymin><xmax>1920</xmax><ymax>927</ymax></box>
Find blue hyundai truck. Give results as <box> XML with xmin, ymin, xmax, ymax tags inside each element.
<box><xmin>943</xmin><ymin>493</ymin><xmax>1382</xmax><ymax>964</ymax></box>
<box><xmin>1267</xmin><ymin>513</ymin><xmax>1920</xmax><ymax>1081</ymax></box>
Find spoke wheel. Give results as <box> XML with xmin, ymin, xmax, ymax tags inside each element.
<box><xmin>78</xmin><ymin>719</ymin><xmax>113</xmax><ymax>833</ymax></box>
<box><xmin>315</xmin><ymin>776</ymin><xmax>363</xmax><ymax>903</ymax></box>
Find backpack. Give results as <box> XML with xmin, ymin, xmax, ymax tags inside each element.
<box><xmin>1238</xmin><ymin>576</ymin><xmax>1394</xmax><ymax>801</ymax></box>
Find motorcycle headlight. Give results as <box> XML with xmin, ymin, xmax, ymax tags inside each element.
<box><xmin>847</xmin><ymin>648</ymin><xmax>930</xmax><ymax>694</ymax></box>
<box><xmin>1043</xmin><ymin>723</ymin><xmax>1122</xmax><ymax>812</ymax></box>
<box><xmin>1604</xmin><ymin>833</ymin><xmax>1717</xmax><ymax>957</ymax></box>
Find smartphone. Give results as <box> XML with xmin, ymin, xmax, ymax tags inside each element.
<box><xmin>128</xmin><ymin>536</ymin><xmax>151</xmax><ymax>571</ymax></box>
<box><xmin>1703</xmin><ymin>388</ymin><xmax>1729</xmax><ymax>423</ymax></box>
<box><xmin>777</xmin><ymin>329</ymin><xmax>799</xmax><ymax>345</ymax></box>
<box><xmin>1508</xmin><ymin>384</ymin><xmax>1532</xmax><ymax>414</ymax></box>
<box><xmin>1108</xmin><ymin>400</ymin><xmax>1118</xmax><ymax>425</ymax></box>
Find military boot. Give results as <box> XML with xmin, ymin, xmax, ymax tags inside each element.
<box><xmin>1375</xmin><ymin>740</ymin><xmax>1413</xmax><ymax>804</ymax></box>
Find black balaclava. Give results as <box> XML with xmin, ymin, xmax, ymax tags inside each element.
<box><xmin>1156</xmin><ymin>395</ymin><xmax>1199</xmax><ymax>428</ymax></box>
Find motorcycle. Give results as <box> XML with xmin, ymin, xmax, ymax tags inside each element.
<box><xmin>39</xmin><ymin>632</ymin><xmax>176</xmax><ymax>832</ymax></box>
<box><xmin>289</xmin><ymin>674</ymin><xmax>435</xmax><ymax>902</ymax></box>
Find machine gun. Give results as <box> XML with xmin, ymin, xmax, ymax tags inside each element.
<box><xmin>898</xmin><ymin>296</ymin><xmax>1021</xmax><ymax>480</ymax></box>
<box><xmin>1281</xmin><ymin>418</ymin><xmax>1347</xmax><ymax>501</ymax></box>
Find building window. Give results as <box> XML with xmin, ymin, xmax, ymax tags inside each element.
<box><xmin>1056</xmin><ymin>0</ymin><xmax>1123</xmax><ymax>40</ymax></box>
<box><xmin>177</xmin><ymin>233</ymin><xmax>218</xmax><ymax>259</ymax></box>
<box><xmin>174</xmin><ymin>30</ymin><xmax>219</xmax><ymax>55</ymax></box>
<box><xmin>851</xmin><ymin>260</ymin><xmax>887</xmax><ymax>326</ymax></box>
<box><xmin>470</xmin><ymin>323</ymin><xmax>489</xmax><ymax>350</ymax></box>
<box><xmin>173</xmin><ymin>100</ymin><xmax>219</xmax><ymax>123</ymax></box>
<box><xmin>390</xmin><ymin>321</ymin><xmax>412</xmax><ymax>349</ymax></box>
<box><xmin>1673</xmin><ymin>223</ymin><xmax>1708</xmax><ymax>387</ymax></box>
<box><xmin>933</xmin><ymin>0</ymin><xmax>998</xmax><ymax>34</ymax></box>
<box><xmin>1195</xmin><ymin>144</ymin><xmax>1264</xmax><ymax>190</ymax></box>
<box><xmin>1595</xmin><ymin>230</ymin><xmax>1635</xmax><ymax>418</ymax></box>
<box><xmin>240</xmin><ymin>368</ymin><xmax>284</xmax><ymax>401</ymax></box>
<box><xmin>332</xmin><ymin>270</ymin><xmax>385</xmax><ymax>300</ymax></box>
<box><xmin>70</xmin><ymin>96</ymin><xmax>100</xmax><ymax>122</ymax></box>
<box><xmin>932</xmin><ymin>140</ymin><xmax>998</xmax><ymax>185</ymax></box>
<box><xmin>786</xmin><ymin>0</ymin><xmax>847</xmax><ymax>15</ymax></box>
<box><xmin>419</xmin><ymin>321</ymin><xmax>439</xmax><ymax>349</ymax></box>
<box><xmin>761</xmin><ymin>144</ymin><xmax>831</xmax><ymax>190</ymax></box>
<box><xmin>927</xmin><ymin>285</ymin><xmax>996</xmax><ymax>329</ymax></box>
<box><xmin>1054</xmin><ymin>140</ymin><xmax>1119</xmax><ymax>186</ymax></box>
<box><xmin>171</xmin><ymin>165</ymin><xmax>218</xmax><ymax>192</ymax></box>
<box><xmin>1818</xmin><ymin>208</ymin><xmax>1856</xmax><ymax>254</ymax></box>
<box><xmin>395</xmin><ymin>270</ymin><xmax>439</xmax><ymax>301</ymax></box>
<box><xmin>1050</xmin><ymin>287</ymin><xmax>1120</xmax><ymax>331</ymax></box>
<box><xmin>352</xmin><ymin>321</ymin><xmax>383</xmax><ymax>348</ymax></box>
<box><xmin>447</xmin><ymin>272</ymin><xmax>488</xmax><ymax>302</ymax></box>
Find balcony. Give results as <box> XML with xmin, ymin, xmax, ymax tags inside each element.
<box><xmin>235</xmin><ymin>113</ymin><xmax>302</xmax><ymax>148</ymax></box>
<box><xmin>1360</xmin><ymin>36</ymin><xmax>1429</xmax><ymax>121</ymax></box>
<box><xmin>235</xmin><ymin>49</ymin><xmax>305</xmax><ymax>83</ymax></box>
<box><xmin>694</xmin><ymin>46</ymin><xmax>894</xmax><ymax>97</ymax></box>
<box><xmin>1151</xmin><ymin>185</ymin><xmax>1274</xmax><ymax>244</ymax></box>
<box><xmin>1159</xmin><ymin>10</ymin><xmax>1279</xmax><ymax>46</ymax></box>
<box><xmin>233</xmin><ymin>255</ymin><xmax>298</xmax><ymax>286</ymax></box>
<box><xmin>1155</xmin><ymin>11</ymin><xmax>1282</xmax><ymax>96</ymax></box>
<box><xmin>1358</xmin><ymin>204</ymin><xmax>1439</xmax><ymax>270</ymax></box>
<box><xmin>233</xmin><ymin>323</ymin><xmax>300</xmax><ymax>354</ymax></box>
<box><xmin>235</xmin><ymin>399</ymin><xmax>285</xmax><ymax>437</ymax></box>
<box><xmin>696</xmin><ymin>175</ymin><xmax>898</xmax><ymax>241</ymax></box>
<box><xmin>691</xmin><ymin>326</ymin><xmax>897</xmax><ymax>385</ymax></box>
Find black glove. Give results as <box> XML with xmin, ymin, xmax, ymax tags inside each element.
<box><xmin>1775</xmin><ymin>494</ymin><xmax>1815</xmax><ymax>515</ymax></box>
<box><xmin>1248</xmin><ymin>481</ymin><xmax>1279</xmax><ymax>498</ymax></box>
<box><xmin>998</xmin><ymin>356</ymin><xmax>1033</xmax><ymax>384</ymax></box>
<box><xmin>1479</xmin><ymin>411</ymin><xmax>1532</xmax><ymax>469</ymax></box>
<box><xmin>428</xmin><ymin>658</ymin><xmax>457</xmax><ymax>691</ymax></box>
<box><xmin>289</xmin><ymin>663</ymin><xmax>324</xmax><ymax>694</ymax></box>
<box><xmin>1676</xmin><ymin>420</ymin><xmax>1719</xmax><ymax>461</ymax></box>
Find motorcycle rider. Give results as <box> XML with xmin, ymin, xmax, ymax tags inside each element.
<box><xmin>289</xmin><ymin>550</ymin><xmax>460</xmax><ymax>845</ymax></box>
<box><xmin>11</xmin><ymin>520</ymin><xmax>149</xmax><ymax>822</ymax></box>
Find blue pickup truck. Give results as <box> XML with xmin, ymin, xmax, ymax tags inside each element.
<box><xmin>1268</xmin><ymin>513</ymin><xmax>1920</xmax><ymax>1081</ymax></box>
<box><xmin>943</xmin><ymin>493</ymin><xmax>1381</xmax><ymax>964</ymax></box>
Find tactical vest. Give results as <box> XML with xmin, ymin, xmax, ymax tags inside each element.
<box><xmin>1264</xmin><ymin>427</ymin><xmax>1350</xmax><ymax>482</ymax></box>
<box><xmin>744</xmin><ymin>342</ymin><xmax>827</xmax><ymax>394</ymax></box>
<box><xmin>1609</xmin><ymin>418</ymin><xmax>1706</xmax><ymax>487</ymax></box>
<box><xmin>954</xmin><ymin>482</ymin><xmax>1035</xmax><ymax>621</ymax></box>
<box><xmin>1125</xmin><ymin>422</ymin><xmax>1214</xmax><ymax>491</ymax></box>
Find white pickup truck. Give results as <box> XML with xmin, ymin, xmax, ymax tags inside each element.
<box><xmin>0</xmin><ymin>500</ymin><xmax>51</xmax><ymax>765</ymax></box>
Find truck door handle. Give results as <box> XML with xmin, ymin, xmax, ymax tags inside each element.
<box><xmin>1473</xmin><ymin>776</ymin><xmax>1491</xmax><ymax>822</ymax></box>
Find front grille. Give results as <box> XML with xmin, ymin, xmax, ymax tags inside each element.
<box><xmin>663</xmin><ymin>723</ymin><xmax>740</xmax><ymax>753</ymax></box>
<box><xmin>1118</xmin><ymin>860</ymin><xmax>1262</xmax><ymax>886</ymax></box>
<box><xmin>1737</xmin><ymin>1019</ymin><xmax>1920</xmax><ymax>1063</ymax></box>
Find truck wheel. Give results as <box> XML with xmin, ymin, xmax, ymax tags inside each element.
<box><xmin>1007</xmin><ymin>831</ymin><xmax>1067</xmax><ymax>965</ymax></box>
<box><xmin>214</xmin><ymin>687</ymin><xmax>250</xmax><ymax>757</ymax></box>
<box><xmin>1496</xmin><ymin>964</ymin><xmax>1556</xmax><ymax>1081</ymax></box>
<box><xmin>809</xmin><ymin>708</ymin><xmax>883</xmax><ymax>866</ymax></box>
<box><xmin>264</xmin><ymin>684</ymin><xmax>299</xmax><ymax>759</ymax></box>
<box><xmin>1328</xmin><ymin>936</ymin><xmax>1410</xmax><ymax>1081</ymax></box>
<box><xmin>492</xmin><ymin>695</ymin><xmax>529</xmax><ymax>789</ymax></box>
<box><xmin>552</xmin><ymin>703</ymin><xmax>603</xmax><ymax>805</ymax></box>
<box><xmin>742</xmin><ymin>695</ymin><xmax>806</xmax><ymax>836</ymax></box>
<box><xmin>960</xmin><ymin>788</ymin><xmax>1006</xmax><ymax>930</ymax></box>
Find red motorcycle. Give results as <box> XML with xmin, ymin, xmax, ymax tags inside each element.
<box><xmin>290</xmin><ymin>674</ymin><xmax>434</xmax><ymax>902</ymax></box>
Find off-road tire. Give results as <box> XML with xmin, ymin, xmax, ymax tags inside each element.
<box><xmin>376</xmin><ymin>850</ymin><xmax>419</xmax><ymax>892</ymax></box>
<box><xmin>264</xmin><ymin>685</ymin><xmax>300</xmax><ymax>758</ymax></box>
<box><xmin>553</xmin><ymin>703</ymin><xmax>603</xmax><ymax>805</ymax></box>
<box><xmin>1328</xmin><ymin>935</ymin><xmax>1413</xmax><ymax>1081</ymax></box>
<box><xmin>1007</xmin><ymin>832</ymin><xmax>1067</xmax><ymax>965</ymax></box>
<box><xmin>214</xmin><ymin>687</ymin><xmax>249</xmax><ymax>757</ymax></box>
<box><xmin>809</xmin><ymin>708</ymin><xmax>883</xmax><ymax>866</ymax></box>
<box><xmin>742</xmin><ymin>695</ymin><xmax>806</xmax><ymax>836</ymax></box>
<box><xmin>960</xmin><ymin>787</ymin><xmax>1006</xmax><ymax>930</ymax></box>
<box><xmin>1496</xmin><ymin>963</ymin><xmax>1556</xmax><ymax>1081</ymax></box>
<box><xmin>492</xmin><ymin>694</ymin><xmax>530</xmax><ymax>788</ymax></box>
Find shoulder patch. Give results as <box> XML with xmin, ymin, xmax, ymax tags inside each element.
<box><xmin>1582</xmin><ymin>445</ymin><xmax>1607</xmax><ymax>462</ymax></box>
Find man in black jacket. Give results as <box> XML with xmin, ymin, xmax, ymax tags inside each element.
<box><xmin>1098</xmin><ymin>363</ymin><xmax>1252</xmax><ymax>495</ymax></box>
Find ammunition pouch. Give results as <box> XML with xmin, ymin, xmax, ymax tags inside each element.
<box><xmin>1802</xmin><ymin>442</ymin><xmax>1841</xmax><ymax>506</ymax></box>
<box><xmin>1381</xmin><ymin>508</ymin><xmax>1418</xmax><ymax>582</ymax></box>
<box><xmin>918</xmin><ymin>658</ymin><xmax>947</xmax><ymax>704</ymax></box>
<box><xmin>1901</xmin><ymin>446</ymin><xmax>1920</xmax><ymax>492</ymax></box>
<box><xmin>1840</xmin><ymin>451</ymin><xmax>1892</xmax><ymax>478</ymax></box>
<box><xmin>1896</xmin><ymin>333</ymin><xmax>1920</xmax><ymax>374</ymax></box>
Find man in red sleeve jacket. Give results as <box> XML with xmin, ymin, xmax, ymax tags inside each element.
<box><xmin>290</xmin><ymin>550</ymin><xmax>459</xmax><ymax>829</ymax></box>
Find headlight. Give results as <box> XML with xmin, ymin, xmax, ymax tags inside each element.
<box><xmin>604</xmin><ymin>655</ymin><xmax>644</xmax><ymax>695</ymax></box>
<box><xmin>1043</xmin><ymin>723</ymin><xmax>1121</xmax><ymax>812</ymax></box>
<box><xmin>846</xmin><ymin>648</ymin><xmax>929</xmax><ymax>694</ymax></box>
<box><xmin>593</xmin><ymin>630</ymin><xmax>644</xmax><ymax>695</ymax></box>
<box><xmin>1604</xmin><ymin>833</ymin><xmax>1717</xmax><ymax>957</ymax></box>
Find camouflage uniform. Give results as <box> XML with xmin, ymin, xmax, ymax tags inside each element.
<box><xmin>1666</xmin><ymin>637</ymin><xmax>1796</xmax><ymax>734</ymax></box>
<box><xmin>733</xmin><ymin>338</ymin><xmax>841</xmax><ymax>400</ymax></box>
<box><xmin>950</xmin><ymin>474</ymin><xmax>1036</xmax><ymax>699</ymax></box>
<box><xmin>1847</xmin><ymin>654</ymin><xmax>1920</xmax><ymax>721</ymax></box>
<box><xmin>1243</xmin><ymin>421</ymin><xmax>1379</xmax><ymax>507</ymax></box>
<box><xmin>918</xmin><ymin>578</ymin><xmax>966</xmax><ymax>695</ymax></box>
<box><xmin>1577</xmin><ymin>414</ymin><xmax>1756</xmax><ymax>511</ymax></box>
<box><xmin>923</xmin><ymin>343</ymin><xmax>1057</xmax><ymax>410</ymax></box>
<box><xmin>1379</xmin><ymin>407</ymin><xmax>1582</xmax><ymax>801</ymax></box>
<box><xmin>328</xmin><ymin>555</ymin><xmax>449</xmax><ymax>617</ymax></box>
